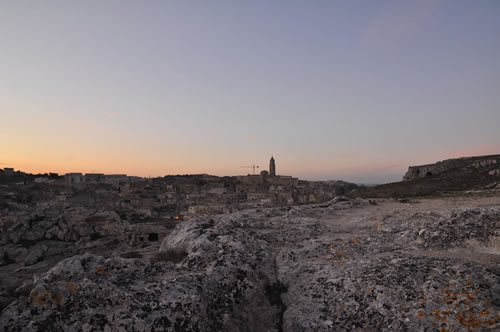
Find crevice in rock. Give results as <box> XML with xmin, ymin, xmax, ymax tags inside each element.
<box><xmin>264</xmin><ymin>280</ymin><xmax>287</xmax><ymax>332</ymax></box>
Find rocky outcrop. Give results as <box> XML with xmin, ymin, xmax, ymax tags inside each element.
<box><xmin>353</xmin><ymin>155</ymin><xmax>500</xmax><ymax>198</ymax></box>
<box><xmin>1</xmin><ymin>197</ymin><xmax>499</xmax><ymax>331</ymax></box>
<box><xmin>277</xmin><ymin>206</ymin><xmax>500</xmax><ymax>331</ymax></box>
<box><xmin>1</xmin><ymin>210</ymin><xmax>287</xmax><ymax>331</ymax></box>
<box><xmin>0</xmin><ymin>210</ymin><xmax>127</xmax><ymax>266</ymax></box>
<box><xmin>0</xmin><ymin>208</ymin><xmax>137</xmax><ymax>313</ymax></box>
<box><xmin>403</xmin><ymin>154</ymin><xmax>500</xmax><ymax>181</ymax></box>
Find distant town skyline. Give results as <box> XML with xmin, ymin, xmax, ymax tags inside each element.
<box><xmin>1</xmin><ymin>1</ymin><xmax>499</xmax><ymax>184</ymax></box>
<box><xmin>4</xmin><ymin>150</ymin><xmax>500</xmax><ymax>185</ymax></box>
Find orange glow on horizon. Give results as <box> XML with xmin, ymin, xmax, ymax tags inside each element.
<box><xmin>3</xmin><ymin>147</ymin><xmax>499</xmax><ymax>180</ymax></box>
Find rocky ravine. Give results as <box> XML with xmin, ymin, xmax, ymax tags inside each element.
<box><xmin>1</xmin><ymin>196</ymin><xmax>499</xmax><ymax>331</ymax></box>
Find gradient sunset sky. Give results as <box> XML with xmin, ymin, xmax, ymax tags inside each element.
<box><xmin>1</xmin><ymin>1</ymin><xmax>499</xmax><ymax>183</ymax></box>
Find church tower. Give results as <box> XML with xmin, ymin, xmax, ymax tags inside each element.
<box><xmin>269</xmin><ymin>156</ymin><xmax>276</xmax><ymax>176</ymax></box>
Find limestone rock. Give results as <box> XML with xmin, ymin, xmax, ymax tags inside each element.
<box><xmin>1</xmin><ymin>213</ymin><xmax>283</xmax><ymax>331</ymax></box>
<box><xmin>2</xmin><ymin>199</ymin><xmax>500</xmax><ymax>331</ymax></box>
<box><xmin>403</xmin><ymin>155</ymin><xmax>500</xmax><ymax>181</ymax></box>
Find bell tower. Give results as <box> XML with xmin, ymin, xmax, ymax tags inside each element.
<box><xmin>269</xmin><ymin>156</ymin><xmax>276</xmax><ymax>176</ymax></box>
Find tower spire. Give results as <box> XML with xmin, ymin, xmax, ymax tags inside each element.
<box><xmin>269</xmin><ymin>156</ymin><xmax>276</xmax><ymax>176</ymax></box>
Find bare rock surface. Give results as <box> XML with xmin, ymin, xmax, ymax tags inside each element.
<box><xmin>0</xmin><ymin>208</ymin><xmax>134</xmax><ymax>313</ymax></box>
<box><xmin>277</xmin><ymin>199</ymin><xmax>500</xmax><ymax>331</ymax></box>
<box><xmin>1</xmin><ymin>195</ymin><xmax>500</xmax><ymax>331</ymax></box>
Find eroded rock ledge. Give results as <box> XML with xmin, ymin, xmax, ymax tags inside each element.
<box><xmin>1</xmin><ymin>197</ymin><xmax>499</xmax><ymax>331</ymax></box>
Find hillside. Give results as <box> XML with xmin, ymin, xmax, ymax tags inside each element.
<box><xmin>350</xmin><ymin>154</ymin><xmax>500</xmax><ymax>199</ymax></box>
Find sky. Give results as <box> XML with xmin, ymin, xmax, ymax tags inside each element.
<box><xmin>1</xmin><ymin>1</ymin><xmax>499</xmax><ymax>183</ymax></box>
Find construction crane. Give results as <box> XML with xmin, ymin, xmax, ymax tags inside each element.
<box><xmin>240</xmin><ymin>164</ymin><xmax>260</xmax><ymax>175</ymax></box>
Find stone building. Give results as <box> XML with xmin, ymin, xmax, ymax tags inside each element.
<box><xmin>34</xmin><ymin>177</ymin><xmax>49</xmax><ymax>184</ymax></box>
<box><xmin>85</xmin><ymin>173</ymin><xmax>105</xmax><ymax>183</ymax></box>
<box><xmin>65</xmin><ymin>173</ymin><xmax>84</xmax><ymax>185</ymax></box>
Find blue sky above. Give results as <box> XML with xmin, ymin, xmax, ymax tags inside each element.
<box><xmin>1</xmin><ymin>1</ymin><xmax>499</xmax><ymax>183</ymax></box>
